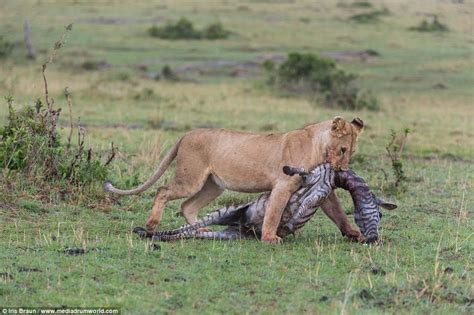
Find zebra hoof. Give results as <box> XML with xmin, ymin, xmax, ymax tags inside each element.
<box><xmin>133</xmin><ymin>226</ymin><xmax>151</xmax><ymax>239</ymax></box>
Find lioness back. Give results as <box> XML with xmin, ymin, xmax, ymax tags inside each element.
<box><xmin>176</xmin><ymin>127</ymin><xmax>318</xmax><ymax>192</ymax></box>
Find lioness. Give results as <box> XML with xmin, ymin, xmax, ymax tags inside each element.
<box><xmin>105</xmin><ymin>116</ymin><xmax>364</xmax><ymax>243</ymax></box>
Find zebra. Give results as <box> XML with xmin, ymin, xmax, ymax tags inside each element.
<box><xmin>133</xmin><ymin>163</ymin><xmax>396</xmax><ymax>244</ymax></box>
<box><xmin>334</xmin><ymin>169</ymin><xmax>397</xmax><ymax>243</ymax></box>
<box><xmin>285</xmin><ymin>165</ymin><xmax>397</xmax><ymax>243</ymax></box>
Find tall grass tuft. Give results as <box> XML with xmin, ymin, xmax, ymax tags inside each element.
<box><xmin>383</xmin><ymin>128</ymin><xmax>410</xmax><ymax>194</ymax></box>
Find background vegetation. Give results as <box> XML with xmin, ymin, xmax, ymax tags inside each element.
<box><xmin>0</xmin><ymin>0</ymin><xmax>472</xmax><ymax>314</ymax></box>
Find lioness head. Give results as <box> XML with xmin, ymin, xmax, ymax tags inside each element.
<box><xmin>327</xmin><ymin>116</ymin><xmax>364</xmax><ymax>171</ymax></box>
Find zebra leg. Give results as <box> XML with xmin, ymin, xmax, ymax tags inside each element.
<box><xmin>134</xmin><ymin>203</ymin><xmax>252</xmax><ymax>239</ymax></box>
<box><xmin>133</xmin><ymin>226</ymin><xmax>154</xmax><ymax>239</ymax></box>
<box><xmin>152</xmin><ymin>227</ymin><xmax>254</xmax><ymax>241</ymax></box>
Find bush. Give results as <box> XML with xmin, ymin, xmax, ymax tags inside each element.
<box><xmin>364</xmin><ymin>49</ymin><xmax>380</xmax><ymax>56</ymax></box>
<box><xmin>81</xmin><ymin>60</ymin><xmax>110</xmax><ymax>71</ymax></box>
<box><xmin>264</xmin><ymin>52</ymin><xmax>380</xmax><ymax>110</ymax></box>
<box><xmin>349</xmin><ymin>8</ymin><xmax>390</xmax><ymax>23</ymax></box>
<box><xmin>350</xmin><ymin>1</ymin><xmax>373</xmax><ymax>8</ymax></box>
<box><xmin>0</xmin><ymin>25</ymin><xmax>115</xmax><ymax>190</ymax></box>
<box><xmin>277</xmin><ymin>53</ymin><xmax>338</xmax><ymax>86</ymax></box>
<box><xmin>409</xmin><ymin>16</ymin><xmax>449</xmax><ymax>32</ymax></box>
<box><xmin>161</xmin><ymin>65</ymin><xmax>179</xmax><ymax>81</ymax></box>
<box><xmin>1</xmin><ymin>97</ymin><xmax>60</xmax><ymax>173</ymax></box>
<box><xmin>202</xmin><ymin>22</ymin><xmax>230</xmax><ymax>39</ymax></box>
<box><xmin>148</xmin><ymin>18</ymin><xmax>230</xmax><ymax>40</ymax></box>
<box><xmin>149</xmin><ymin>18</ymin><xmax>201</xmax><ymax>39</ymax></box>
<box><xmin>0</xmin><ymin>36</ymin><xmax>14</xmax><ymax>58</ymax></box>
<box><xmin>0</xmin><ymin>96</ymin><xmax>113</xmax><ymax>185</ymax></box>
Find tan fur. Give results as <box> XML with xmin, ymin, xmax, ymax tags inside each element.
<box><xmin>105</xmin><ymin>117</ymin><xmax>363</xmax><ymax>243</ymax></box>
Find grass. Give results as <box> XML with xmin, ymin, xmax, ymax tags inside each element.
<box><xmin>1</xmin><ymin>0</ymin><xmax>473</xmax><ymax>314</ymax></box>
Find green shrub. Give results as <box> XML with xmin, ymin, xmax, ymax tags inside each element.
<box><xmin>0</xmin><ymin>24</ymin><xmax>115</xmax><ymax>190</ymax></box>
<box><xmin>0</xmin><ymin>97</ymin><xmax>65</xmax><ymax>173</ymax></box>
<box><xmin>364</xmin><ymin>49</ymin><xmax>380</xmax><ymax>56</ymax></box>
<box><xmin>149</xmin><ymin>17</ymin><xmax>201</xmax><ymax>39</ymax></box>
<box><xmin>409</xmin><ymin>16</ymin><xmax>449</xmax><ymax>32</ymax></box>
<box><xmin>0</xmin><ymin>36</ymin><xmax>14</xmax><ymax>58</ymax></box>
<box><xmin>81</xmin><ymin>60</ymin><xmax>110</xmax><ymax>71</ymax></box>
<box><xmin>148</xmin><ymin>18</ymin><xmax>230</xmax><ymax>40</ymax></box>
<box><xmin>349</xmin><ymin>8</ymin><xmax>390</xmax><ymax>23</ymax></box>
<box><xmin>264</xmin><ymin>52</ymin><xmax>379</xmax><ymax>110</ymax></box>
<box><xmin>0</xmin><ymin>97</ymin><xmax>112</xmax><ymax>185</ymax></box>
<box><xmin>202</xmin><ymin>22</ymin><xmax>230</xmax><ymax>39</ymax></box>
<box><xmin>262</xmin><ymin>59</ymin><xmax>275</xmax><ymax>72</ymax></box>
<box><xmin>277</xmin><ymin>53</ymin><xmax>337</xmax><ymax>86</ymax></box>
<box><xmin>161</xmin><ymin>65</ymin><xmax>179</xmax><ymax>81</ymax></box>
<box><xmin>350</xmin><ymin>1</ymin><xmax>373</xmax><ymax>8</ymax></box>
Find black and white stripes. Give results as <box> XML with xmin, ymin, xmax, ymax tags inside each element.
<box><xmin>334</xmin><ymin>171</ymin><xmax>396</xmax><ymax>243</ymax></box>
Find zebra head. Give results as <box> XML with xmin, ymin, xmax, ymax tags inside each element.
<box><xmin>283</xmin><ymin>163</ymin><xmax>334</xmax><ymax>187</ymax></box>
<box><xmin>354</xmin><ymin>193</ymin><xmax>397</xmax><ymax>244</ymax></box>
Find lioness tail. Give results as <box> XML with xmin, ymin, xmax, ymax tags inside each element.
<box><xmin>104</xmin><ymin>137</ymin><xmax>182</xmax><ymax>195</ymax></box>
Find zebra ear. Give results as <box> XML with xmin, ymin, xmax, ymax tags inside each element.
<box><xmin>375</xmin><ymin>197</ymin><xmax>397</xmax><ymax>210</ymax></box>
<box><xmin>351</xmin><ymin>117</ymin><xmax>364</xmax><ymax>132</ymax></box>
<box><xmin>283</xmin><ymin>166</ymin><xmax>309</xmax><ymax>177</ymax></box>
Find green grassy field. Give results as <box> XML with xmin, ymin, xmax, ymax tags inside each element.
<box><xmin>0</xmin><ymin>0</ymin><xmax>473</xmax><ymax>314</ymax></box>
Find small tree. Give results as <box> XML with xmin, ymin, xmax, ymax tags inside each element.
<box><xmin>384</xmin><ymin>128</ymin><xmax>410</xmax><ymax>193</ymax></box>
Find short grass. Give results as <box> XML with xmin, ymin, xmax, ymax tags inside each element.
<box><xmin>0</xmin><ymin>0</ymin><xmax>473</xmax><ymax>314</ymax></box>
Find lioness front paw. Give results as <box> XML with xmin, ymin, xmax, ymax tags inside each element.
<box><xmin>145</xmin><ymin>218</ymin><xmax>160</xmax><ymax>231</ymax></box>
<box><xmin>342</xmin><ymin>229</ymin><xmax>362</xmax><ymax>242</ymax></box>
<box><xmin>261</xmin><ymin>235</ymin><xmax>283</xmax><ymax>244</ymax></box>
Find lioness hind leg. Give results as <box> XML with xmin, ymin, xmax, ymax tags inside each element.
<box><xmin>181</xmin><ymin>176</ymin><xmax>224</xmax><ymax>225</ymax></box>
<box><xmin>146</xmin><ymin>185</ymin><xmax>185</xmax><ymax>230</ymax></box>
<box><xmin>145</xmin><ymin>156</ymin><xmax>213</xmax><ymax>230</ymax></box>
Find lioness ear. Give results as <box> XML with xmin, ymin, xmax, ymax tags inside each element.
<box><xmin>331</xmin><ymin>116</ymin><xmax>347</xmax><ymax>137</ymax></box>
<box><xmin>351</xmin><ymin>117</ymin><xmax>364</xmax><ymax>132</ymax></box>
